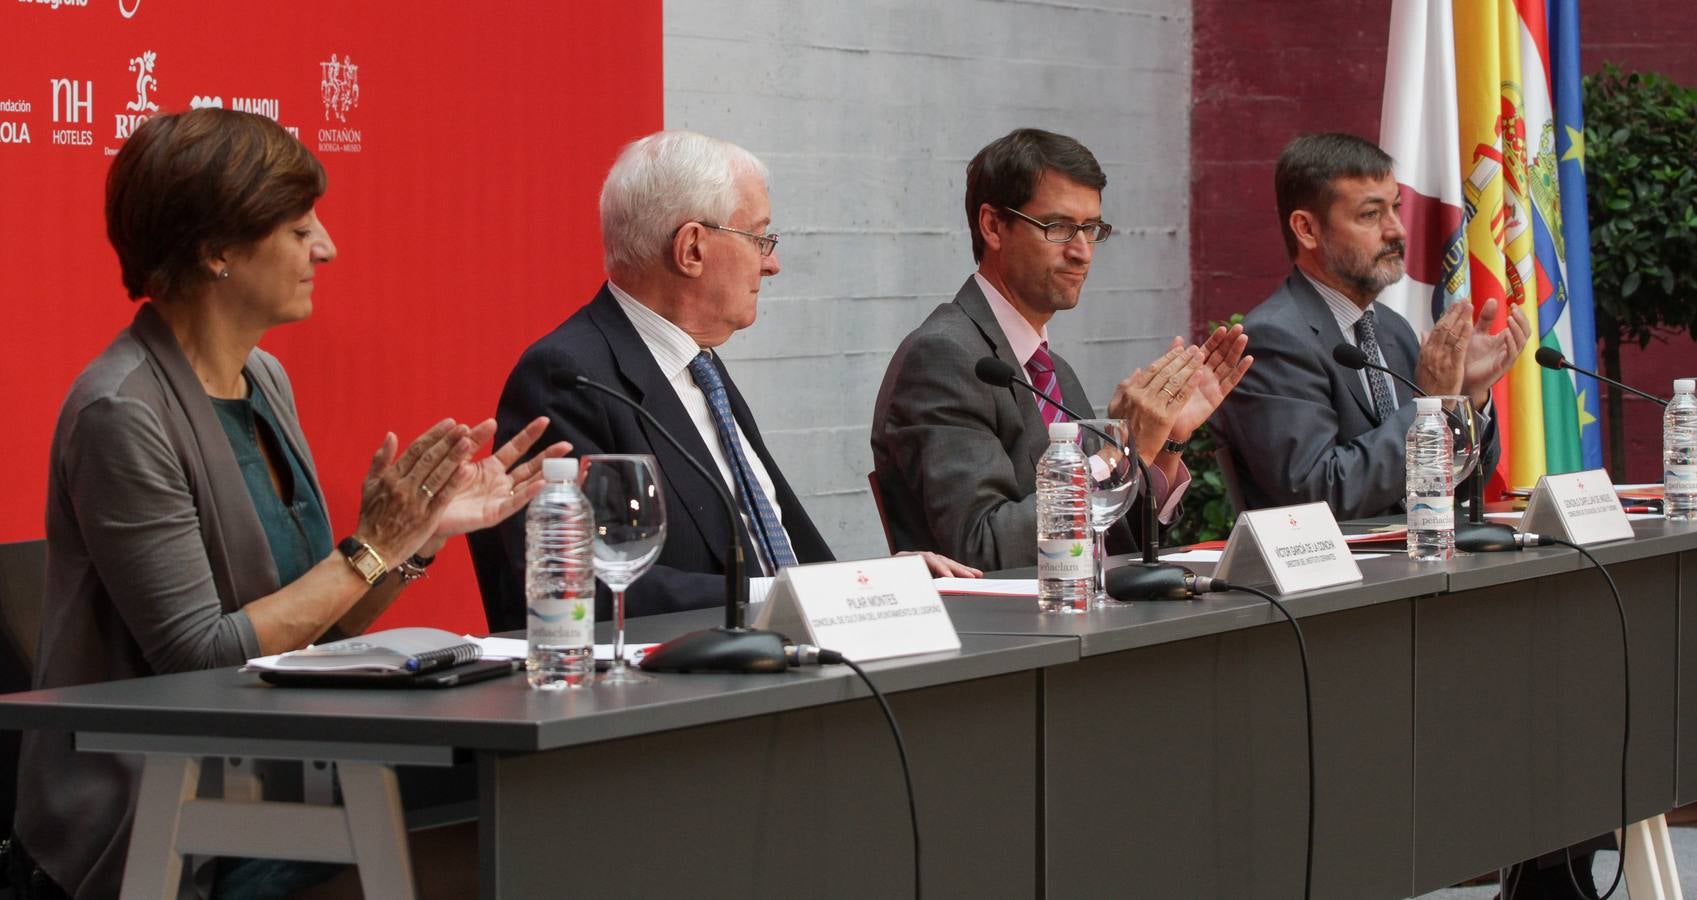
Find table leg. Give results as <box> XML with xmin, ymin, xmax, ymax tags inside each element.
<box><xmin>339</xmin><ymin>761</ymin><xmax>417</xmax><ymax>900</ymax></box>
<box><xmin>1621</xmin><ymin>816</ymin><xmax>1673</xmax><ymax>900</ymax></box>
<box><xmin>118</xmin><ymin>756</ymin><xmax>200</xmax><ymax>900</ymax></box>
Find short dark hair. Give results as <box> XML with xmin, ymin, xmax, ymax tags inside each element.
<box><xmin>1274</xmin><ymin>133</ymin><xmax>1395</xmax><ymax>259</ymax></box>
<box><xmin>106</xmin><ymin>108</ymin><xmax>327</xmax><ymax>301</ymax></box>
<box><xmin>965</xmin><ymin>128</ymin><xmax>1106</xmax><ymax>262</ymax></box>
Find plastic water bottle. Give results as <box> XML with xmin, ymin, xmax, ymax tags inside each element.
<box><xmin>525</xmin><ymin>457</ymin><xmax>596</xmax><ymax>689</ymax></box>
<box><xmin>1666</xmin><ymin>378</ymin><xmax>1697</xmax><ymax>521</ymax></box>
<box><xmin>1406</xmin><ymin>396</ymin><xmax>1455</xmax><ymax>561</ymax></box>
<box><xmin>1036</xmin><ymin>421</ymin><xmax>1093</xmax><ymax>612</ymax></box>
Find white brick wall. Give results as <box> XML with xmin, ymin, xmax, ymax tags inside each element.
<box><xmin>665</xmin><ymin>0</ymin><xmax>1193</xmax><ymax>559</ymax></box>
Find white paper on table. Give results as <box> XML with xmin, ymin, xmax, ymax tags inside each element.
<box><xmin>1163</xmin><ymin>549</ymin><xmax>1386</xmax><ymax>564</ymax></box>
<box><xmin>463</xmin><ymin>635</ymin><xmax>656</xmax><ymax>663</ymax></box>
<box><xmin>1487</xmin><ymin>508</ymin><xmax>1658</xmax><ymax>524</ymax></box>
<box><xmin>933</xmin><ymin>577</ymin><xmax>1037</xmax><ymax>597</ymax></box>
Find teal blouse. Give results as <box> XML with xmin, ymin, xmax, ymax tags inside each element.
<box><xmin>210</xmin><ymin>380</ymin><xmax>334</xmax><ymax>588</ymax></box>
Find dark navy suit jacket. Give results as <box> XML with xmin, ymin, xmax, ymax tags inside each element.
<box><xmin>469</xmin><ymin>285</ymin><xmax>833</xmax><ymax>631</ymax></box>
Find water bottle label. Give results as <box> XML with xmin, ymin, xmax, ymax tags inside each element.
<box><xmin>1407</xmin><ymin>495</ymin><xmax>1454</xmax><ymax>532</ymax></box>
<box><xmin>528</xmin><ymin>598</ymin><xmax>594</xmax><ymax>647</ymax></box>
<box><xmin>1668</xmin><ymin>464</ymin><xmax>1697</xmax><ymax>496</ymax></box>
<box><xmin>1036</xmin><ymin>539</ymin><xmax>1093</xmax><ymax>581</ymax></box>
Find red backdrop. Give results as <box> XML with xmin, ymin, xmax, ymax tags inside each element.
<box><xmin>0</xmin><ymin>0</ymin><xmax>662</xmax><ymax>634</ymax></box>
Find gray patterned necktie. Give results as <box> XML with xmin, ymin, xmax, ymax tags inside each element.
<box><xmin>1354</xmin><ymin>310</ymin><xmax>1396</xmax><ymax>424</ymax></box>
<box><xmin>686</xmin><ymin>351</ymin><xmax>798</xmax><ymax>574</ymax></box>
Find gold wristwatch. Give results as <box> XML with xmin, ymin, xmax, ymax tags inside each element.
<box><xmin>337</xmin><ymin>536</ymin><xmax>389</xmax><ymax>586</ymax></box>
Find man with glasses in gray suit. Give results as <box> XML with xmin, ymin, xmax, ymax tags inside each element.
<box><xmin>871</xmin><ymin>128</ymin><xmax>1252</xmax><ymax>571</ymax></box>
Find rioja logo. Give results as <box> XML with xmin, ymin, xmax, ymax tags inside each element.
<box><xmin>115</xmin><ymin>50</ymin><xmax>157</xmax><ymax>139</ymax></box>
<box><xmin>125</xmin><ymin>51</ymin><xmax>157</xmax><ymax>113</ymax></box>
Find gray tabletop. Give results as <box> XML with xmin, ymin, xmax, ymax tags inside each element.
<box><xmin>943</xmin><ymin>521</ymin><xmax>1697</xmax><ymax>654</ymax></box>
<box><xmin>0</xmin><ymin>607</ymin><xmax>1075</xmax><ymax>753</ymax></box>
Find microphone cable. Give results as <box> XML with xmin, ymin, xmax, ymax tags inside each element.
<box><xmin>1207</xmin><ymin>579</ymin><xmax>1315</xmax><ymax>900</ymax></box>
<box><xmin>1531</xmin><ymin>538</ymin><xmax>1629</xmax><ymax>900</ymax></box>
<box><xmin>795</xmin><ymin>646</ymin><xmax>922</xmax><ymax>898</ymax></box>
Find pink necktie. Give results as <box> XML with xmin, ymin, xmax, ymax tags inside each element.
<box><xmin>1024</xmin><ymin>342</ymin><xmax>1068</xmax><ymax>426</ymax></box>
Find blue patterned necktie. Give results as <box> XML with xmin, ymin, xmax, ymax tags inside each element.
<box><xmin>1354</xmin><ymin>310</ymin><xmax>1397</xmax><ymax>424</ymax></box>
<box><xmin>686</xmin><ymin>351</ymin><xmax>799</xmax><ymax>573</ymax></box>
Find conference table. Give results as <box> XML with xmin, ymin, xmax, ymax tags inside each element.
<box><xmin>1</xmin><ymin>518</ymin><xmax>1694</xmax><ymax>899</ymax></box>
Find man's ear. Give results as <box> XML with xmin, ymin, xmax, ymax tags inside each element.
<box><xmin>1289</xmin><ymin>209</ymin><xmax>1322</xmax><ymax>253</ymax></box>
<box><xmin>977</xmin><ymin>203</ymin><xmax>1005</xmax><ymax>255</ymax></box>
<box><xmin>672</xmin><ymin>222</ymin><xmax>706</xmax><ymax>279</ymax></box>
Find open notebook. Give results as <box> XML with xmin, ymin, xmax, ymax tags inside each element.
<box><xmin>245</xmin><ymin>627</ymin><xmax>517</xmax><ymax>688</ymax></box>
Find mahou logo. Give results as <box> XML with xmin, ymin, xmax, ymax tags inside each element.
<box><xmin>317</xmin><ymin>54</ymin><xmax>362</xmax><ymax>153</ymax></box>
<box><xmin>118</xmin><ymin>0</ymin><xmax>141</xmax><ymax>17</ymax></box>
<box><xmin>115</xmin><ymin>50</ymin><xmax>157</xmax><ymax>139</ymax></box>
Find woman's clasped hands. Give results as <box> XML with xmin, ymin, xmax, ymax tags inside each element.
<box><xmin>352</xmin><ymin>416</ymin><xmax>570</xmax><ymax>567</ymax></box>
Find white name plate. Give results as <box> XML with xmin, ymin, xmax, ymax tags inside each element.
<box><xmin>1521</xmin><ymin>469</ymin><xmax>1633</xmax><ymax>545</ymax></box>
<box><xmin>1215</xmin><ymin>502</ymin><xmax>1363</xmax><ymax>595</ymax></box>
<box><xmin>752</xmin><ymin>555</ymin><xmax>961</xmax><ymax>662</ymax></box>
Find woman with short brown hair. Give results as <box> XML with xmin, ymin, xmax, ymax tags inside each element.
<box><xmin>10</xmin><ymin>107</ymin><xmax>562</xmax><ymax>899</ymax></box>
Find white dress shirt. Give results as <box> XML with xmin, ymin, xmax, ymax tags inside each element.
<box><xmin>608</xmin><ymin>281</ymin><xmax>794</xmax><ymax>574</ymax></box>
<box><xmin>974</xmin><ymin>272</ymin><xmax>1189</xmax><ymax>521</ymax></box>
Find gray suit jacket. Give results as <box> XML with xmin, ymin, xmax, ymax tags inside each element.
<box><xmin>1212</xmin><ymin>270</ymin><xmax>1498</xmax><ymax>520</ymax></box>
<box><xmin>870</xmin><ymin>277</ymin><xmax>1134</xmax><ymax>571</ymax></box>
<box><xmin>18</xmin><ymin>303</ymin><xmax>314</xmax><ymax>899</ymax></box>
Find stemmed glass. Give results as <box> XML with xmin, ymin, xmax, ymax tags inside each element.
<box><xmin>579</xmin><ymin>454</ymin><xmax>666</xmax><ymax>685</ymax></box>
<box><xmin>1078</xmin><ymin>419</ymin><xmax>1141</xmax><ymax>608</ymax></box>
<box><xmin>1433</xmin><ymin>395</ymin><xmax>1479</xmax><ymax>546</ymax></box>
<box><xmin>1435</xmin><ymin>395</ymin><xmax>1480</xmax><ymax>485</ymax></box>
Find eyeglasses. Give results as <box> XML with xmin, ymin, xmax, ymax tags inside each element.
<box><xmin>697</xmin><ymin>221</ymin><xmax>780</xmax><ymax>257</ymax></box>
<box><xmin>999</xmin><ymin>207</ymin><xmax>1113</xmax><ymax>244</ymax></box>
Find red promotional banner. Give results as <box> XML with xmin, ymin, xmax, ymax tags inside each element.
<box><xmin>0</xmin><ymin>1</ymin><xmax>663</xmax><ymax>633</ymax></box>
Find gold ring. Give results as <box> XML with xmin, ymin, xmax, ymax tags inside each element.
<box><xmin>420</xmin><ymin>485</ymin><xmax>435</xmax><ymax>499</ymax></box>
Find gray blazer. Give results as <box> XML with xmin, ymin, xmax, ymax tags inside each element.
<box><xmin>17</xmin><ymin>303</ymin><xmax>322</xmax><ymax>899</ymax></box>
<box><xmin>1212</xmin><ymin>270</ymin><xmax>1498</xmax><ymax>520</ymax></box>
<box><xmin>870</xmin><ymin>276</ymin><xmax>1134</xmax><ymax>571</ymax></box>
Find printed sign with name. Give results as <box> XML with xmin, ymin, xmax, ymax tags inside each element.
<box><xmin>1520</xmin><ymin>469</ymin><xmax>1634</xmax><ymax>545</ymax></box>
<box><xmin>1215</xmin><ymin>502</ymin><xmax>1363</xmax><ymax>595</ymax></box>
<box><xmin>752</xmin><ymin>555</ymin><xmax>961</xmax><ymax>662</ymax></box>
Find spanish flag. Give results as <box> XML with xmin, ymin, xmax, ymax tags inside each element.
<box><xmin>1380</xmin><ymin>0</ymin><xmax>1603</xmax><ymax>490</ymax></box>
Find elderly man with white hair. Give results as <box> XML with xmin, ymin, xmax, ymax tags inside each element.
<box><xmin>470</xmin><ymin>130</ymin><xmax>975</xmax><ymax>630</ymax></box>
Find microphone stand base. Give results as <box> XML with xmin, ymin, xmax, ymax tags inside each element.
<box><xmin>1454</xmin><ymin>520</ymin><xmax>1520</xmax><ymax>553</ymax></box>
<box><xmin>1107</xmin><ymin>561</ymin><xmax>1197</xmax><ymax>602</ymax></box>
<box><xmin>637</xmin><ymin>626</ymin><xmax>790</xmax><ymax>674</ymax></box>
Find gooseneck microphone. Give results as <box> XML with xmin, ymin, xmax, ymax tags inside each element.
<box><xmin>1331</xmin><ymin>343</ymin><xmax>1425</xmax><ymax>398</ymax></box>
<box><xmin>1534</xmin><ymin>346</ymin><xmax>1668</xmax><ymax>407</ymax></box>
<box><xmin>550</xmin><ymin>365</ymin><xmax>790</xmax><ymax>673</ymax></box>
<box><xmin>973</xmin><ymin>357</ymin><xmax>1189</xmax><ymax>601</ymax></box>
<box><xmin>1330</xmin><ymin>342</ymin><xmax>1515</xmax><ymax>548</ymax></box>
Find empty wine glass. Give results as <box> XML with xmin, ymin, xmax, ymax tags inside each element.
<box><xmin>1077</xmin><ymin>419</ymin><xmax>1141</xmax><ymax>608</ymax></box>
<box><xmin>1434</xmin><ymin>395</ymin><xmax>1479</xmax><ymax>483</ymax></box>
<box><xmin>579</xmin><ymin>454</ymin><xmax>666</xmax><ymax>685</ymax></box>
